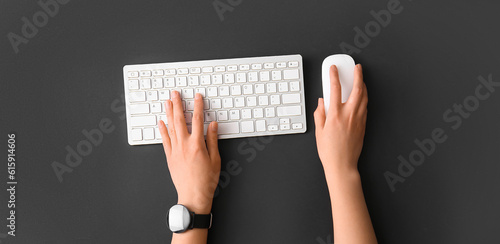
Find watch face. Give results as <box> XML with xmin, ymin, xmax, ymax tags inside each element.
<box><xmin>168</xmin><ymin>205</ymin><xmax>191</xmax><ymax>233</ymax></box>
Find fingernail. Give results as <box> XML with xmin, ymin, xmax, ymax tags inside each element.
<box><xmin>357</xmin><ymin>64</ymin><xmax>362</xmax><ymax>71</ymax></box>
<box><xmin>211</xmin><ymin>122</ymin><xmax>218</xmax><ymax>132</ymax></box>
<box><xmin>195</xmin><ymin>93</ymin><xmax>201</xmax><ymax>100</ymax></box>
<box><xmin>172</xmin><ymin>91</ymin><xmax>178</xmax><ymax>98</ymax></box>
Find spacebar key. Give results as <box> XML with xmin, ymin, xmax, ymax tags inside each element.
<box><xmin>277</xmin><ymin>105</ymin><xmax>302</xmax><ymax>116</ymax></box>
<box><xmin>218</xmin><ymin>122</ymin><xmax>240</xmax><ymax>134</ymax></box>
<box><xmin>130</xmin><ymin>115</ymin><xmax>157</xmax><ymax>126</ymax></box>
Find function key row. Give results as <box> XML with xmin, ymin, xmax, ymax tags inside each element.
<box><xmin>127</xmin><ymin>61</ymin><xmax>300</xmax><ymax>78</ymax></box>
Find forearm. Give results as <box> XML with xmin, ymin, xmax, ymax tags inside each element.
<box><xmin>324</xmin><ymin>163</ymin><xmax>377</xmax><ymax>244</ymax></box>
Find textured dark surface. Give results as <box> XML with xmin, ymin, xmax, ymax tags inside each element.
<box><xmin>1</xmin><ymin>0</ymin><xmax>500</xmax><ymax>243</ymax></box>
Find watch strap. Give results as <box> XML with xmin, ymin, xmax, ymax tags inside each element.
<box><xmin>191</xmin><ymin>213</ymin><xmax>212</xmax><ymax>229</ymax></box>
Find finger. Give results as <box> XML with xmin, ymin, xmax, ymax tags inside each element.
<box><xmin>171</xmin><ymin>91</ymin><xmax>188</xmax><ymax>139</ymax></box>
<box><xmin>347</xmin><ymin>64</ymin><xmax>365</xmax><ymax>109</ymax></box>
<box><xmin>191</xmin><ymin>93</ymin><xmax>205</xmax><ymax>138</ymax></box>
<box><xmin>314</xmin><ymin>98</ymin><xmax>326</xmax><ymax>131</ymax></box>
<box><xmin>206</xmin><ymin>121</ymin><xmax>220</xmax><ymax>162</ymax></box>
<box><xmin>358</xmin><ymin>83</ymin><xmax>368</xmax><ymax>115</ymax></box>
<box><xmin>158</xmin><ymin>120</ymin><xmax>172</xmax><ymax>155</ymax></box>
<box><xmin>164</xmin><ymin>100</ymin><xmax>177</xmax><ymax>144</ymax></box>
<box><xmin>329</xmin><ymin>65</ymin><xmax>342</xmax><ymax>111</ymax></box>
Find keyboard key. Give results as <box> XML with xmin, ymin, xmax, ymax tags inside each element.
<box><xmin>264</xmin><ymin>63</ymin><xmax>274</xmax><ymax>69</ymax></box>
<box><xmin>283</xmin><ymin>69</ymin><xmax>299</xmax><ymax>80</ymax></box>
<box><xmin>202</xmin><ymin>67</ymin><xmax>213</xmax><ymax>73</ymax></box>
<box><xmin>246</xmin><ymin>96</ymin><xmax>257</xmax><ymax>107</ymax></box>
<box><xmin>195</xmin><ymin>87</ymin><xmax>206</xmax><ymax>97</ymax></box>
<box><xmin>265</xmin><ymin>107</ymin><xmax>275</xmax><ymax>117</ymax></box>
<box><xmin>243</xmin><ymin>84</ymin><xmax>253</xmax><ymax>95</ymax></box>
<box><xmin>143</xmin><ymin>128</ymin><xmax>155</xmax><ymax>140</ymax></box>
<box><xmin>256</xmin><ymin>120</ymin><xmax>266</xmax><ymax>132</ymax></box>
<box><xmin>270</xmin><ymin>95</ymin><xmax>280</xmax><ymax>105</ymax></box>
<box><xmin>190</xmin><ymin>67</ymin><xmax>201</xmax><ymax>74</ymax></box>
<box><xmin>131</xmin><ymin>116</ymin><xmax>157</xmax><ymax>126</ymax></box>
<box><xmin>280</xmin><ymin>118</ymin><xmax>290</xmax><ymax>124</ymax></box>
<box><xmin>258</xmin><ymin>96</ymin><xmax>269</xmax><ymax>106</ymax></box>
<box><xmin>189</xmin><ymin>76</ymin><xmax>200</xmax><ymax>86</ymax></box>
<box><xmin>153</xmin><ymin>70</ymin><xmax>164</xmax><ymax>76</ymax></box>
<box><xmin>128</xmin><ymin>71</ymin><xmax>139</xmax><ymax>78</ymax></box>
<box><xmin>211</xmin><ymin>99</ymin><xmax>222</xmax><ymax>109</ymax></box>
<box><xmin>217</xmin><ymin>111</ymin><xmax>228</xmax><ymax>121</ymax></box>
<box><xmin>266</xmin><ymin>83</ymin><xmax>277</xmax><ymax>93</ymax></box>
<box><xmin>203</xmin><ymin>100</ymin><xmax>210</xmax><ymax>109</ymax></box>
<box><xmin>141</xmin><ymin>79</ymin><xmax>151</xmax><ymax>89</ymax></box>
<box><xmin>130</xmin><ymin>92</ymin><xmax>146</xmax><ymax>102</ymax></box>
<box><xmin>289</xmin><ymin>81</ymin><xmax>300</xmax><ymax>91</ymax></box>
<box><xmin>278</xmin><ymin>82</ymin><xmax>288</xmax><ymax>92</ymax></box>
<box><xmin>252</xmin><ymin>63</ymin><xmax>262</xmax><ymax>70</ymax></box>
<box><xmin>277</xmin><ymin>105</ymin><xmax>302</xmax><ymax>116</ymax></box>
<box><xmin>175</xmin><ymin>77</ymin><xmax>187</xmax><ymax>87</ymax></box>
<box><xmin>280</xmin><ymin>124</ymin><xmax>291</xmax><ymax>130</ymax></box>
<box><xmin>200</xmin><ymin>75</ymin><xmax>211</xmax><ymax>85</ymax></box>
<box><xmin>248</xmin><ymin>72</ymin><xmax>258</xmax><ymax>82</ymax></box>
<box><xmin>164</xmin><ymin>77</ymin><xmax>175</xmax><ymax>87</ymax></box>
<box><xmin>205</xmin><ymin>111</ymin><xmax>216</xmax><ymax>122</ymax></box>
<box><xmin>182</xmin><ymin>89</ymin><xmax>194</xmax><ymax>99</ymax></box>
<box><xmin>253</xmin><ymin>108</ymin><xmax>263</xmax><ymax>118</ymax></box>
<box><xmin>231</xmin><ymin>85</ymin><xmax>242</xmax><ymax>96</ymax></box>
<box><xmin>241</xmin><ymin>121</ymin><xmax>254</xmax><ymax>133</ymax></box>
<box><xmin>207</xmin><ymin>87</ymin><xmax>218</xmax><ymax>97</ymax></box>
<box><xmin>227</xmin><ymin>65</ymin><xmax>238</xmax><ymax>71</ymax></box>
<box><xmin>159</xmin><ymin>90</ymin><xmax>170</xmax><ymax>100</ymax></box>
<box><xmin>212</xmin><ymin>74</ymin><xmax>223</xmax><ymax>84</ymax></box>
<box><xmin>155</xmin><ymin>127</ymin><xmax>162</xmax><ymax>139</ymax></box>
<box><xmin>282</xmin><ymin>93</ymin><xmax>301</xmax><ymax>104</ymax></box>
<box><xmin>272</xmin><ymin>71</ymin><xmax>281</xmax><ymax>80</ymax></box>
<box><xmin>178</xmin><ymin>68</ymin><xmax>189</xmax><ymax>75</ymax></box>
<box><xmin>268</xmin><ymin>125</ymin><xmax>278</xmax><ymax>131</ymax></box>
<box><xmin>187</xmin><ymin>100</ymin><xmax>195</xmax><ymax>111</ymax></box>
<box><xmin>240</xmin><ymin>64</ymin><xmax>250</xmax><ymax>70</ymax></box>
<box><xmin>289</xmin><ymin>61</ymin><xmax>299</xmax><ymax>67</ymax></box>
<box><xmin>215</xmin><ymin>66</ymin><xmax>226</xmax><ymax>72</ymax></box>
<box><xmin>140</xmin><ymin>70</ymin><xmax>152</xmax><ymax>77</ymax></box>
<box><xmin>255</xmin><ymin>84</ymin><xmax>265</xmax><ymax>94</ymax></box>
<box><xmin>219</xmin><ymin>122</ymin><xmax>239</xmax><ymax>134</ymax></box>
<box><xmin>219</xmin><ymin>86</ymin><xmax>230</xmax><ymax>96</ymax></box>
<box><xmin>241</xmin><ymin>109</ymin><xmax>252</xmax><ymax>119</ymax></box>
<box><xmin>151</xmin><ymin>103</ymin><xmax>162</xmax><ymax>113</ymax></box>
<box><xmin>128</xmin><ymin>79</ymin><xmax>139</xmax><ymax>90</ymax></box>
<box><xmin>235</xmin><ymin>97</ymin><xmax>245</xmax><ymax>107</ymax></box>
<box><xmin>260</xmin><ymin>71</ymin><xmax>270</xmax><ymax>81</ymax></box>
<box><xmin>236</xmin><ymin>73</ymin><xmax>246</xmax><ymax>83</ymax></box>
<box><xmin>230</xmin><ymin>110</ymin><xmax>240</xmax><ymax>120</ymax></box>
<box><xmin>292</xmin><ymin>123</ymin><xmax>303</xmax><ymax>129</ymax></box>
<box><xmin>224</xmin><ymin>73</ymin><xmax>235</xmax><ymax>83</ymax></box>
<box><xmin>165</xmin><ymin>69</ymin><xmax>176</xmax><ymax>75</ymax></box>
<box><xmin>223</xmin><ymin>98</ymin><xmax>233</xmax><ymax>108</ymax></box>
<box><xmin>152</xmin><ymin>78</ymin><xmax>163</xmax><ymax>88</ymax></box>
<box><xmin>276</xmin><ymin>62</ymin><xmax>287</xmax><ymax>68</ymax></box>
<box><xmin>130</xmin><ymin>104</ymin><xmax>150</xmax><ymax>114</ymax></box>
<box><xmin>131</xmin><ymin>128</ymin><xmax>142</xmax><ymax>140</ymax></box>
<box><xmin>147</xmin><ymin>91</ymin><xmax>158</xmax><ymax>101</ymax></box>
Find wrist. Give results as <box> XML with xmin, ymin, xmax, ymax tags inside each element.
<box><xmin>177</xmin><ymin>196</ymin><xmax>213</xmax><ymax>214</ymax></box>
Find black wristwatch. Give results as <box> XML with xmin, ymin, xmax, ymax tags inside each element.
<box><xmin>166</xmin><ymin>204</ymin><xmax>212</xmax><ymax>233</ymax></box>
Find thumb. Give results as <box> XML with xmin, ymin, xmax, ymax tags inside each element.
<box><xmin>206</xmin><ymin>121</ymin><xmax>220</xmax><ymax>162</ymax></box>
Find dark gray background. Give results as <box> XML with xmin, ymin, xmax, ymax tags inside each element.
<box><xmin>1</xmin><ymin>0</ymin><xmax>499</xmax><ymax>243</ymax></box>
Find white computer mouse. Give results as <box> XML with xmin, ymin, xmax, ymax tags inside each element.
<box><xmin>322</xmin><ymin>54</ymin><xmax>355</xmax><ymax>114</ymax></box>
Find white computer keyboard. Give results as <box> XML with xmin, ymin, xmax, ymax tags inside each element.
<box><xmin>123</xmin><ymin>54</ymin><xmax>307</xmax><ymax>145</ymax></box>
